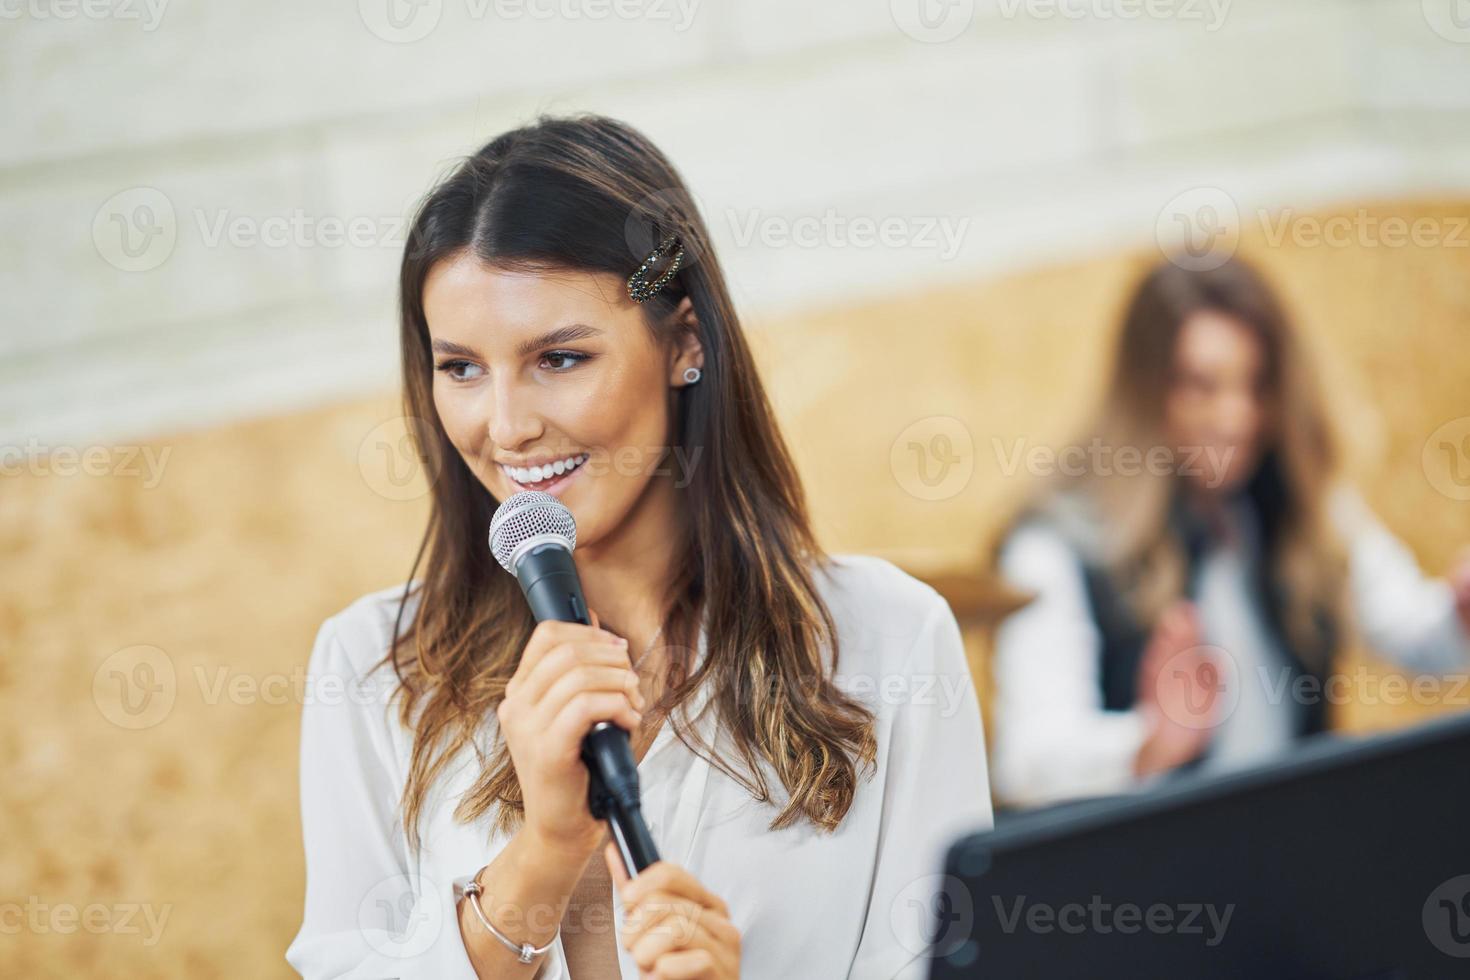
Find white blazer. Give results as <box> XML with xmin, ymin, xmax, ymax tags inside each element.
<box><xmin>286</xmin><ymin>555</ymin><xmax>994</xmax><ymax>979</ymax></box>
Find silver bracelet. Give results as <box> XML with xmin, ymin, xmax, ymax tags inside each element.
<box><xmin>462</xmin><ymin>866</ymin><xmax>560</xmax><ymax>964</ymax></box>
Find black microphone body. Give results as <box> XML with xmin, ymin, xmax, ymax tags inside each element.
<box><xmin>512</xmin><ymin>540</ymin><xmax>660</xmax><ymax>875</ymax></box>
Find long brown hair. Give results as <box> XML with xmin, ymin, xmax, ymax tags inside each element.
<box><xmin>380</xmin><ymin>114</ymin><xmax>876</xmax><ymax>849</ymax></box>
<box><xmin>1035</xmin><ymin>257</ymin><xmax>1347</xmax><ymax>663</ymax></box>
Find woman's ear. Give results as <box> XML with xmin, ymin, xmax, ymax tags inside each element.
<box><xmin>667</xmin><ymin>296</ymin><xmax>705</xmax><ymax>387</ymax></box>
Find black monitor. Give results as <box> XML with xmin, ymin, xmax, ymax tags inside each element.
<box><xmin>928</xmin><ymin>712</ymin><xmax>1470</xmax><ymax>979</ymax></box>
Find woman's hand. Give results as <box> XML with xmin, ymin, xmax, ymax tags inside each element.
<box><xmin>1133</xmin><ymin>600</ymin><xmax>1216</xmax><ymax>778</ymax></box>
<box><xmin>607</xmin><ymin>846</ymin><xmax>741</xmax><ymax>980</ymax></box>
<box><xmin>1449</xmin><ymin>551</ymin><xmax>1470</xmax><ymax>635</ymax></box>
<box><xmin>496</xmin><ymin>614</ymin><xmax>645</xmax><ymax>864</ymax></box>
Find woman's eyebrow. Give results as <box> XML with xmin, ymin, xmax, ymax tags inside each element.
<box><xmin>430</xmin><ymin>338</ymin><xmax>480</xmax><ymax>358</ymax></box>
<box><xmin>430</xmin><ymin>324</ymin><xmax>603</xmax><ymax>360</ymax></box>
<box><xmin>515</xmin><ymin>323</ymin><xmax>602</xmax><ymax>356</ymax></box>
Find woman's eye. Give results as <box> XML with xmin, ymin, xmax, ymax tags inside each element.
<box><xmin>540</xmin><ymin>350</ymin><xmax>590</xmax><ymax>372</ymax></box>
<box><xmin>436</xmin><ymin>359</ymin><xmax>484</xmax><ymax>381</ymax></box>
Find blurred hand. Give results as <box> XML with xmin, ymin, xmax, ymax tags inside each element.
<box><xmin>1449</xmin><ymin>551</ymin><xmax>1470</xmax><ymax>636</ymax></box>
<box><xmin>496</xmin><ymin>611</ymin><xmax>644</xmax><ymax>865</ymax></box>
<box><xmin>608</xmin><ymin>846</ymin><xmax>741</xmax><ymax>980</ymax></box>
<box><xmin>1133</xmin><ymin>601</ymin><xmax>1217</xmax><ymax>779</ymax></box>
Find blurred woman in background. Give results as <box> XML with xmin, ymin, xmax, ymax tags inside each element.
<box><xmin>990</xmin><ymin>257</ymin><xmax>1470</xmax><ymax>809</ymax></box>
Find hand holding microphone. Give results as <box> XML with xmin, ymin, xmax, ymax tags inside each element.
<box><xmin>490</xmin><ymin>491</ymin><xmax>661</xmax><ymax>875</ymax></box>
<box><xmin>488</xmin><ymin>491</ymin><xmax>738</xmax><ymax>977</ymax></box>
<box><xmin>495</xmin><ymin>617</ymin><xmax>645</xmax><ymax>862</ymax></box>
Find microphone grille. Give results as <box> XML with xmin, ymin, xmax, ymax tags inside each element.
<box><xmin>488</xmin><ymin>491</ymin><xmax>577</xmax><ymax>572</ymax></box>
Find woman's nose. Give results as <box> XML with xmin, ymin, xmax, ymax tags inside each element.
<box><xmin>1209</xmin><ymin>387</ymin><xmax>1261</xmax><ymax>442</ymax></box>
<box><xmin>484</xmin><ymin>379</ymin><xmax>545</xmax><ymax>451</ymax></box>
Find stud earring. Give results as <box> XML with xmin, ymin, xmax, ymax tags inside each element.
<box><xmin>682</xmin><ymin>367</ymin><xmax>702</xmax><ymax>385</ymax></box>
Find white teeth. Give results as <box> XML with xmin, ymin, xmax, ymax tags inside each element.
<box><xmin>501</xmin><ymin>453</ymin><xmax>587</xmax><ymax>486</ymax></box>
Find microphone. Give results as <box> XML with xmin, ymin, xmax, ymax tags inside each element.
<box><xmin>488</xmin><ymin>490</ymin><xmax>660</xmax><ymax>876</ymax></box>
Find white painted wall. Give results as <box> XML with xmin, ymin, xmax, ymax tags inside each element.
<box><xmin>3</xmin><ymin>0</ymin><xmax>1469</xmax><ymax>446</ymax></box>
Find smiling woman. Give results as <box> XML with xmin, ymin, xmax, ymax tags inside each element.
<box><xmin>422</xmin><ymin>262</ymin><xmax>694</xmax><ymax>507</ymax></box>
<box><xmin>284</xmin><ymin>114</ymin><xmax>992</xmax><ymax>980</ymax></box>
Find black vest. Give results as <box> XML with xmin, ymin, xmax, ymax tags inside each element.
<box><xmin>1062</xmin><ymin>459</ymin><xmax>1338</xmax><ymax>740</ymax></box>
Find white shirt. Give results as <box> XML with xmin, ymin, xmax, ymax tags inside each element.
<box><xmin>1190</xmin><ymin>499</ymin><xmax>1299</xmax><ymax>771</ymax></box>
<box><xmin>286</xmin><ymin>554</ymin><xmax>994</xmax><ymax>979</ymax></box>
<box><xmin>989</xmin><ymin>489</ymin><xmax>1470</xmax><ymax>808</ymax></box>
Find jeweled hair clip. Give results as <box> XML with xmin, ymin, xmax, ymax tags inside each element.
<box><xmin>627</xmin><ymin>233</ymin><xmax>685</xmax><ymax>303</ymax></box>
